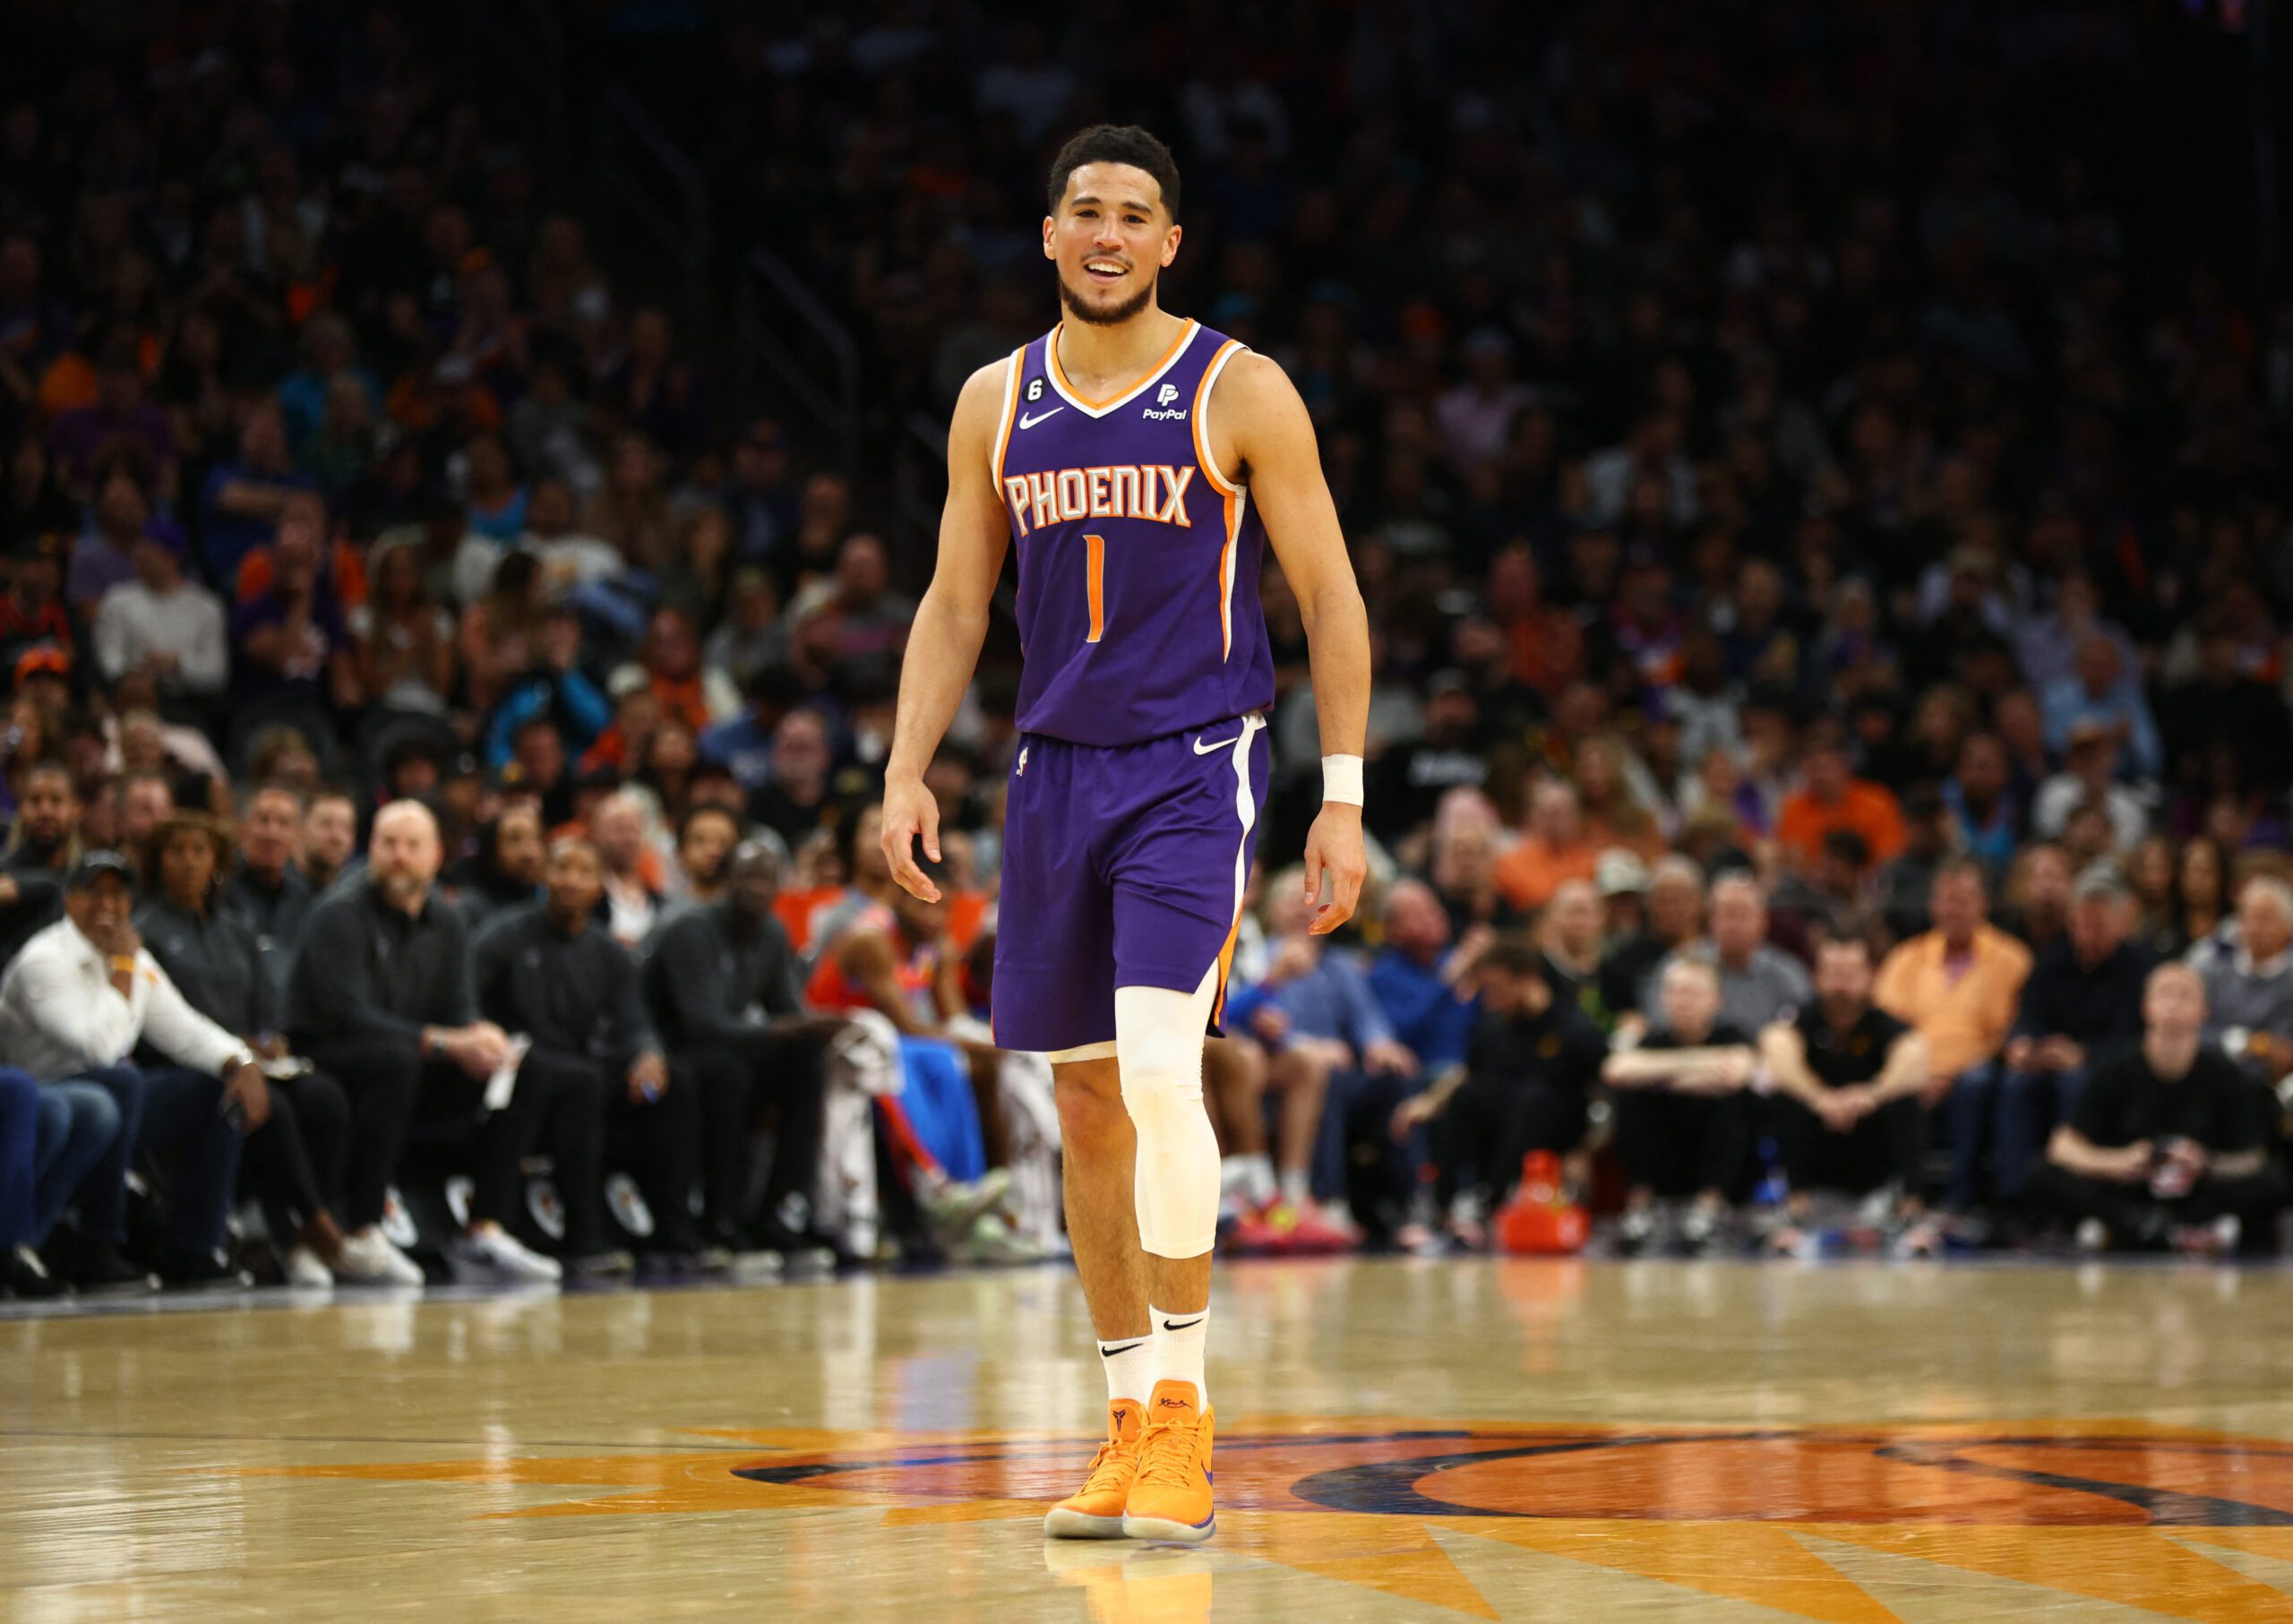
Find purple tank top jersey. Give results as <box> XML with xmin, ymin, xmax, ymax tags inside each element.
<box><xmin>992</xmin><ymin>319</ymin><xmax>1276</xmax><ymax>747</ymax></box>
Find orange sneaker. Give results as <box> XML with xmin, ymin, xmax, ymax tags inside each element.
<box><xmin>1043</xmin><ymin>1398</ymin><xmax>1146</xmax><ymax>1538</ymax></box>
<box><xmin>1121</xmin><ymin>1379</ymin><xmax>1216</xmax><ymax>1542</ymax></box>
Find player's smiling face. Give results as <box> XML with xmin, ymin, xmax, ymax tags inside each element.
<box><xmin>1044</xmin><ymin>162</ymin><xmax>1180</xmax><ymax>327</ymax></box>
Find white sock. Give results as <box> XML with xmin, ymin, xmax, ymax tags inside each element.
<box><xmin>1149</xmin><ymin>1302</ymin><xmax>1208</xmax><ymax>1404</ymax></box>
<box><xmin>1097</xmin><ymin>1335</ymin><xmax>1152</xmax><ymax>1405</ymax></box>
<box><xmin>1279</xmin><ymin>1169</ymin><xmax>1311</xmax><ymax>1206</ymax></box>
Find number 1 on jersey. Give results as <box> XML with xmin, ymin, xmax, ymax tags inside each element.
<box><xmin>1085</xmin><ymin>533</ymin><xmax>1105</xmax><ymax>643</ymax></box>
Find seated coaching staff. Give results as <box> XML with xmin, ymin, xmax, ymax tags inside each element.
<box><xmin>471</xmin><ymin>836</ymin><xmax>676</xmax><ymax>1273</ymax></box>
<box><xmin>283</xmin><ymin>800</ymin><xmax>515</xmax><ymax>1285</ymax></box>
<box><xmin>644</xmin><ymin>838</ymin><xmax>839</xmax><ymax>1256</ymax></box>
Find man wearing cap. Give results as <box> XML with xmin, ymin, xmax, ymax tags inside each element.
<box><xmin>643</xmin><ymin>838</ymin><xmax>841</xmax><ymax>1259</ymax></box>
<box><xmin>0</xmin><ymin>851</ymin><xmax>264</xmax><ymax>1289</ymax></box>
<box><xmin>1981</xmin><ymin>864</ymin><xmax>2151</xmax><ymax>1207</ymax></box>
<box><xmin>91</xmin><ymin>516</ymin><xmax>228</xmax><ymax>706</ymax></box>
<box><xmin>1594</xmin><ymin>849</ymin><xmax>1651</xmax><ymax>946</ymax></box>
<box><xmin>13</xmin><ymin>645</ymin><xmax>72</xmax><ymax>716</ymax></box>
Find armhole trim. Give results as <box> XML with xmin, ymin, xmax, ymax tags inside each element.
<box><xmin>990</xmin><ymin>346</ymin><xmax>1026</xmax><ymax>486</ymax></box>
<box><xmin>1193</xmin><ymin>339</ymin><xmax>1246</xmax><ymax>497</ymax></box>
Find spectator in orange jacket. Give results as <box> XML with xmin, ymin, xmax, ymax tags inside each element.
<box><xmin>1776</xmin><ymin>728</ymin><xmax>1905</xmax><ymax>873</ymax></box>
<box><xmin>1495</xmin><ymin>779</ymin><xmax>1602</xmax><ymax>913</ymax></box>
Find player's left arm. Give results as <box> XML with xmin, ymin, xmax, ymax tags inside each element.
<box><xmin>1215</xmin><ymin>351</ymin><xmax>1370</xmax><ymax>935</ymax></box>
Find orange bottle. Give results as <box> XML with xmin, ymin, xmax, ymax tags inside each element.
<box><xmin>1497</xmin><ymin>1150</ymin><xmax>1590</xmax><ymax>1254</ymax></box>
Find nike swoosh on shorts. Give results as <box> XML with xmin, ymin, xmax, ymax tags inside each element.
<box><xmin>1192</xmin><ymin>734</ymin><xmax>1241</xmax><ymax>754</ymax></box>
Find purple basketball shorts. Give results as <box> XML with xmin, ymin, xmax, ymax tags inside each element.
<box><xmin>991</xmin><ymin>712</ymin><xmax>1270</xmax><ymax>1055</ymax></box>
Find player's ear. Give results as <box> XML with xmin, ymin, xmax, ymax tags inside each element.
<box><xmin>1042</xmin><ymin>216</ymin><xmax>1057</xmax><ymax>260</ymax></box>
<box><xmin>1161</xmin><ymin>224</ymin><xmax>1181</xmax><ymax>268</ymax></box>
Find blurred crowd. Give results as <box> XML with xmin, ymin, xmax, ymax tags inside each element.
<box><xmin>7</xmin><ymin>1</ymin><xmax>2293</xmax><ymax>1296</ymax></box>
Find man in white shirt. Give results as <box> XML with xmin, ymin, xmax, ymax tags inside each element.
<box><xmin>90</xmin><ymin>527</ymin><xmax>228</xmax><ymax>701</ymax></box>
<box><xmin>0</xmin><ymin>853</ymin><xmax>265</xmax><ymax>1290</ymax></box>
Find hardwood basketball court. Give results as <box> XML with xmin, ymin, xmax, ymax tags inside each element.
<box><xmin>7</xmin><ymin>1257</ymin><xmax>2292</xmax><ymax>1620</ymax></box>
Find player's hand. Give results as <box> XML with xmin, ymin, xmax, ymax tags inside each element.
<box><xmin>880</xmin><ymin>772</ymin><xmax>942</xmax><ymax>903</ymax></box>
<box><xmin>1301</xmin><ymin>803</ymin><xmax>1365</xmax><ymax>936</ymax></box>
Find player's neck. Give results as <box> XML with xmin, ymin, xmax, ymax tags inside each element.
<box><xmin>1053</xmin><ymin>303</ymin><xmax>1184</xmax><ymax>390</ymax></box>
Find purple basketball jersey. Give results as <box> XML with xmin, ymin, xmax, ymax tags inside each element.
<box><xmin>991</xmin><ymin>320</ymin><xmax>1275</xmax><ymax>747</ymax></box>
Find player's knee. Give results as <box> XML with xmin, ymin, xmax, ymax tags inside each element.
<box><xmin>1117</xmin><ymin>1060</ymin><xmax>1204</xmax><ymax>1136</ymax></box>
<box><xmin>1115</xmin><ymin>1035</ymin><xmax>1205</xmax><ymax>1138</ymax></box>
<box><xmin>1054</xmin><ymin>1060</ymin><xmax>1126</xmax><ymax>1151</ymax></box>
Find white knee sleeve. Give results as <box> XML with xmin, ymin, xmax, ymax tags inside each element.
<box><xmin>1116</xmin><ymin>966</ymin><xmax>1223</xmax><ymax>1259</ymax></box>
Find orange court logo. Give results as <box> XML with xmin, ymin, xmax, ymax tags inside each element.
<box><xmin>734</xmin><ymin>1418</ymin><xmax>2293</xmax><ymax>1527</ymax></box>
<box><xmin>229</xmin><ymin>1417</ymin><xmax>2293</xmax><ymax>1617</ymax></box>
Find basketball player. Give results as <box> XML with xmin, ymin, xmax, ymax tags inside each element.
<box><xmin>880</xmin><ymin>125</ymin><xmax>1370</xmax><ymax>1543</ymax></box>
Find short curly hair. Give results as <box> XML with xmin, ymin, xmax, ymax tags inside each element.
<box><xmin>1046</xmin><ymin>125</ymin><xmax>1181</xmax><ymax>220</ymax></box>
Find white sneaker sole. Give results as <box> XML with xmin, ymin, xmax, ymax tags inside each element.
<box><xmin>922</xmin><ymin>1169</ymin><xmax>1015</xmax><ymax>1234</ymax></box>
<box><xmin>1121</xmin><ymin>1512</ymin><xmax>1215</xmax><ymax>1543</ymax></box>
<box><xmin>1042</xmin><ymin>1507</ymin><xmax>1128</xmax><ymax>1539</ymax></box>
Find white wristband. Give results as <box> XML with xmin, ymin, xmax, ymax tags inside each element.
<box><xmin>1322</xmin><ymin>752</ymin><xmax>1364</xmax><ymax>806</ymax></box>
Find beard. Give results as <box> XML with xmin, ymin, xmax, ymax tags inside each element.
<box><xmin>374</xmin><ymin>868</ymin><xmax>428</xmax><ymax>907</ymax></box>
<box><xmin>1057</xmin><ymin>264</ymin><xmax>1156</xmax><ymax>327</ymax></box>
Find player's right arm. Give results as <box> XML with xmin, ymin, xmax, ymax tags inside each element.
<box><xmin>882</xmin><ymin>359</ymin><xmax>1015</xmax><ymax>902</ymax></box>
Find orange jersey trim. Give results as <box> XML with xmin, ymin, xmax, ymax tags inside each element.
<box><xmin>1211</xmin><ymin>906</ymin><xmax>1245</xmax><ymax>1027</ymax></box>
<box><xmin>1047</xmin><ymin>319</ymin><xmax>1198</xmax><ymax>412</ymax></box>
